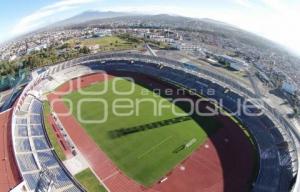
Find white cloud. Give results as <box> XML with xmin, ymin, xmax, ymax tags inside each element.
<box><xmin>233</xmin><ymin>0</ymin><xmax>255</xmax><ymax>8</ymax></box>
<box><xmin>12</xmin><ymin>0</ymin><xmax>96</xmax><ymax>35</ymax></box>
<box><xmin>240</xmin><ymin>0</ymin><xmax>300</xmax><ymax>55</ymax></box>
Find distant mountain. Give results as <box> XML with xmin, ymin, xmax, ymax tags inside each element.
<box><xmin>49</xmin><ymin>11</ymin><xmax>134</xmax><ymax>28</ymax></box>
<box><xmin>77</xmin><ymin>13</ymin><xmax>277</xmax><ymax>48</ymax></box>
<box><xmin>46</xmin><ymin>11</ymin><xmax>239</xmax><ymax>34</ymax></box>
<box><xmin>43</xmin><ymin>11</ymin><xmax>284</xmax><ymax>53</ymax></box>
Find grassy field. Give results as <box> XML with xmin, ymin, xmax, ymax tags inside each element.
<box><xmin>42</xmin><ymin>101</ymin><xmax>66</xmax><ymax>161</ymax></box>
<box><xmin>75</xmin><ymin>168</ymin><xmax>107</xmax><ymax>192</ymax></box>
<box><xmin>63</xmin><ymin>78</ymin><xmax>210</xmax><ymax>186</ymax></box>
<box><xmin>82</xmin><ymin>36</ymin><xmax>141</xmax><ymax>51</ymax></box>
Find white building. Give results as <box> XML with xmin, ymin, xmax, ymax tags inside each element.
<box><xmin>9</xmin><ymin>55</ymin><xmax>17</xmax><ymax>61</ymax></box>
<box><xmin>27</xmin><ymin>43</ymin><xmax>48</xmax><ymax>54</ymax></box>
<box><xmin>171</xmin><ymin>42</ymin><xmax>201</xmax><ymax>52</ymax></box>
<box><xmin>218</xmin><ymin>55</ymin><xmax>249</xmax><ymax>71</ymax></box>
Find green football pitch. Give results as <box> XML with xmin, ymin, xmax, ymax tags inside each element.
<box><xmin>63</xmin><ymin>77</ymin><xmax>216</xmax><ymax>186</ymax></box>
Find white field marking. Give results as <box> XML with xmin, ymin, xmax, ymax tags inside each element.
<box><xmin>137</xmin><ymin>136</ymin><xmax>173</xmax><ymax>159</ymax></box>
<box><xmin>102</xmin><ymin>171</ymin><xmax>119</xmax><ymax>182</ymax></box>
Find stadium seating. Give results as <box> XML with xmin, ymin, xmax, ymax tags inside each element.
<box><xmin>17</xmin><ymin>154</ymin><xmax>39</xmax><ymax>172</ymax></box>
<box><xmin>12</xmin><ymin>98</ymin><xmax>83</xmax><ymax>191</ymax></box>
<box><xmin>15</xmin><ymin>138</ymin><xmax>31</xmax><ymax>152</ymax></box>
<box><xmin>82</xmin><ymin>57</ymin><xmax>296</xmax><ymax>191</ymax></box>
<box><xmin>30</xmin><ymin>124</ymin><xmax>44</xmax><ymax>136</ymax></box>
<box><xmin>15</xmin><ymin>125</ymin><xmax>28</xmax><ymax>137</ymax></box>
<box><xmin>30</xmin><ymin>100</ymin><xmax>43</xmax><ymax>114</ymax></box>
<box><xmin>23</xmin><ymin>173</ymin><xmax>40</xmax><ymax>190</ymax></box>
<box><xmin>11</xmin><ymin>53</ymin><xmax>298</xmax><ymax>192</ymax></box>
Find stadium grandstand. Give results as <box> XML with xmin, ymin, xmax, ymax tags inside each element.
<box><xmin>2</xmin><ymin>52</ymin><xmax>300</xmax><ymax>191</ymax></box>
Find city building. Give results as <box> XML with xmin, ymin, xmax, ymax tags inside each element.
<box><xmin>218</xmin><ymin>55</ymin><xmax>249</xmax><ymax>71</ymax></box>
<box><xmin>282</xmin><ymin>80</ymin><xmax>298</xmax><ymax>95</ymax></box>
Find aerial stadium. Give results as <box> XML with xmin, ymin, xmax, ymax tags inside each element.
<box><xmin>0</xmin><ymin>52</ymin><xmax>299</xmax><ymax>192</ymax></box>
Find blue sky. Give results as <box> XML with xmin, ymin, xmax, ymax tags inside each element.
<box><xmin>1</xmin><ymin>0</ymin><xmax>300</xmax><ymax>55</ymax></box>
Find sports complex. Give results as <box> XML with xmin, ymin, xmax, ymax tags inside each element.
<box><xmin>1</xmin><ymin>53</ymin><xmax>299</xmax><ymax>192</ymax></box>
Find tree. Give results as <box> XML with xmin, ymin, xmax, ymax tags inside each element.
<box><xmin>79</xmin><ymin>46</ymin><xmax>90</xmax><ymax>54</ymax></box>
<box><xmin>60</xmin><ymin>43</ymin><xmax>71</xmax><ymax>49</ymax></box>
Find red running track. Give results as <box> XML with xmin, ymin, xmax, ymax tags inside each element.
<box><xmin>47</xmin><ymin>73</ymin><xmax>255</xmax><ymax>192</ymax></box>
<box><xmin>0</xmin><ymin>109</ymin><xmax>22</xmax><ymax>192</ymax></box>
